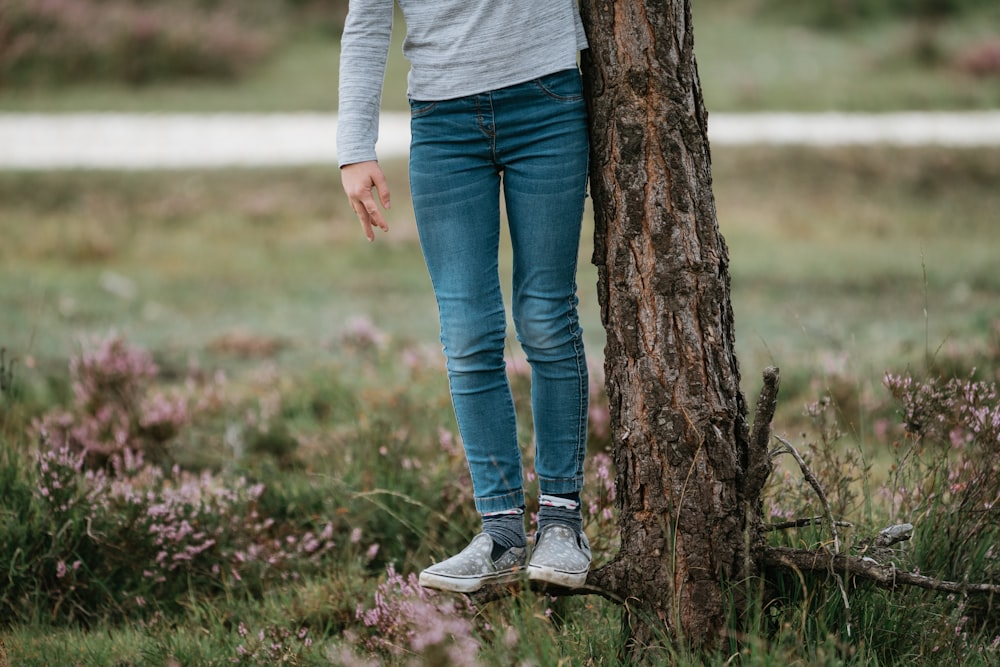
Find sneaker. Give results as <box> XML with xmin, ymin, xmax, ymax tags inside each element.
<box><xmin>418</xmin><ymin>533</ymin><xmax>527</xmax><ymax>593</ymax></box>
<box><xmin>527</xmin><ymin>525</ymin><xmax>591</xmax><ymax>589</ymax></box>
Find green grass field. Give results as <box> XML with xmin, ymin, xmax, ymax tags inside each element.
<box><xmin>4</xmin><ymin>147</ymin><xmax>998</xmax><ymax>412</ymax></box>
<box><xmin>3</xmin><ymin>146</ymin><xmax>999</xmax><ymax>665</ymax></box>
<box><xmin>2</xmin><ymin>2</ymin><xmax>1000</xmax><ymax>664</ymax></box>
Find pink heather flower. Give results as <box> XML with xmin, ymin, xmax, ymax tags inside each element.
<box><xmin>400</xmin><ymin>344</ymin><xmax>445</xmax><ymax>373</ymax></box>
<box><xmin>33</xmin><ymin>333</ymin><xmax>208</xmax><ymax>471</ymax></box>
<box><xmin>357</xmin><ymin>565</ymin><xmax>478</xmax><ymax>659</ymax></box>
<box><xmin>588</xmin><ymin>403</ymin><xmax>611</xmax><ymax>439</ymax></box>
<box><xmin>350</xmin><ymin>528</ymin><xmax>363</xmax><ymax>544</ymax></box>
<box><xmin>401</xmin><ymin>346</ymin><xmax>423</xmax><ymax>371</ymax></box>
<box><xmin>330</xmin><ymin>642</ymin><xmax>380</xmax><ymax>667</ymax></box>
<box><xmin>437</xmin><ymin>427</ymin><xmax>462</xmax><ymax>457</ymax></box>
<box><xmin>342</xmin><ymin>316</ymin><xmax>389</xmax><ymax>350</ymax></box>
<box><xmin>873</xmin><ymin>418</ymin><xmax>891</xmax><ymax>442</ymax></box>
<box><xmin>768</xmin><ymin>500</ymin><xmax>794</xmax><ymax>520</ymax></box>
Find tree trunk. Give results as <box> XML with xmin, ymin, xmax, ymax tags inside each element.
<box><xmin>579</xmin><ymin>0</ymin><xmax>756</xmax><ymax>652</ymax></box>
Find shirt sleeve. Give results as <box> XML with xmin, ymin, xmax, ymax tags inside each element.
<box><xmin>336</xmin><ymin>0</ymin><xmax>394</xmax><ymax>167</ymax></box>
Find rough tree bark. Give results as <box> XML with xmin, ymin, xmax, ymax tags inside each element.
<box><xmin>554</xmin><ymin>0</ymin><xmax>1000</xmax><ymax>655</ymax></box>
<box><xmin>578</xmin><ymin>0</ymin><xmax>758</xmax><ymax>652</ymax></box>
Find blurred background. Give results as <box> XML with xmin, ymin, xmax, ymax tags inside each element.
<box><xmin>2</xmin><ymin>0</ymin><xmax>998</xmax><ymax>408</ymax></box>
<box><xmin>2</xmin><ymin>1</ymin><xmax>1000</xmax><ymax>664</ymax></box>
<box><xmin>1</xmin><ymin>0</ymin><xmax>998</xmax><ymax>110</ymax></box>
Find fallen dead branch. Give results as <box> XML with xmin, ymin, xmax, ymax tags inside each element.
<box><xmin>766</xmin><ymin>516</ymin><xmax>852</xmax><ymax>532</ymax></box>
<box><xmin>761</xmin><ymin>545</ymin><xmax>1000</xmax><ymax>597</ymax></box>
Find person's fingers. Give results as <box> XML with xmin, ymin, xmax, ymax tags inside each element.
<box><xmin>361</xmin><ymin>192</ymin><xmax>388</xmax><ymax>233</ymax></box>
<box><xmin>352</xmin><ymin>201</ymin><xmax>375</xmax><ymax>242</ymax></box>
<box><xmin>341</xmin><ymin>161</ymin><xmax>390</xmax><ymax>240</ymax></box>
<box><xmin>371</xmin><ymin>168</ymin><xmax>391</xmax><ymax>214</ymax></box>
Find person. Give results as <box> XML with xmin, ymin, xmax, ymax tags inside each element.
<box><xmin>337</xmin><ymin>0</ymin><xmax>592</xmax><ymax>593</ymax></box>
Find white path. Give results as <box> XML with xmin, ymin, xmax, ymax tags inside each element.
<box><xmin>1</xmin><ymin>111</ymin><xmax>999</xmax><ymax>169</ymax></box>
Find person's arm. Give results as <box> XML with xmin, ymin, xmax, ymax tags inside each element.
<box><xmin>337</xmin><ymin>0</ymin><xmax>394</xmax><ymax>241</ymax></box>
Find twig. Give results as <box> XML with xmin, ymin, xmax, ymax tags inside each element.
<box><xmin>762</xmin><ymin>546</ymin><xmax>1000</xmax><ymax>597</ymax></box>
<box><xmin>770</xmin><ymin>435</ymin><xmax>841</xmax><ymax>555</ymax></box>
<box><xmin>769</xmin><ymin>434</ymin><xmax>852</xmax><ymax>634</ymax></box>
<box><xmin>766</xmin><ymin>516</ymin><xmax>853</xmax><ymax>532</ymax></box>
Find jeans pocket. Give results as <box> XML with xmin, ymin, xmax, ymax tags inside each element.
<box><xmin>533</xmin><ymin>68</ymin><xmax>584</xmax><ymax>102</ymax></box>
<box><xmin>408</xmin><ymin>99</ymin><xmax>438</xmax><ymax>117</ymax></box>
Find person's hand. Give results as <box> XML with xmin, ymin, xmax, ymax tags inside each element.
<box><xmin>340</xmin><ymin>160</ymin><xmax>391</xmax><ymax>241</ymax></box>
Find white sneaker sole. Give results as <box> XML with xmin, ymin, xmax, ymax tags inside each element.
<box><xmin>527</xmin><ymin>563</ymin><xmax>588</xmax><ymax>589</ymax></box>
<box><xmin>418</xmin><ymin>568</ymin><xmax>522</xmax><ymax>593</ymax></box>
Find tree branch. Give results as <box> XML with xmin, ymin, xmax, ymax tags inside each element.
<box><xmin>762</xmin><ymin>546</ymin><xmax>1000</xmax><ymax>596</ymax></box>
<box><xmin>766</xmin><ymin>516</ymin><xmax>853</xmax><ymax>532</ymax></box>
<box><xmin>771</xmin><ymin>435</ymin><xmax>841</xmax><ymax>554</ymax></box>
<box><xmin>466</xmin><ymin>544</ymin><xmax>1000</xmax><ymax>609</ymax></box>
<box><xmin>745</xmin><ymin>367</ymin><xmax>779</xmax><ymax>502</ymax></box>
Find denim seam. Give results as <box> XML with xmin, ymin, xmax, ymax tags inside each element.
<box><xmin>474</xmin><ymin>94</ymin><xmax>498</xmax><ymax>164</ymax></box>
<box><xmin>474</xmin><ymin>488</ymin><xmax>526</xmax><ymax>515</ymax></box>
<box><xmin>538</xmin><ymin>473</ymin><xmax>586</xmax><ymax>496</ymax></box>
<box><xmin>569</xmin><ymin>296</ymin><xmax>588</xmax><ymax>491</ymax></box>
<box><xmin>533</xmin><ymin>85</ymin><xmax>584</xmax><ymax>103</ymax></box>
<box><xmin>408</xmin><ymin>100</ymin><xmax>438</xmax><ymax>117</ymax></box>
<box><xmin>532</xmin><ymin>70</ymin><xmax>584</xmax><ymax>103</ymax></box>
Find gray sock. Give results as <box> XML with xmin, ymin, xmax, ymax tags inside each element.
<box><xmin>537</xmin><ymin>493</ymin><xmax>583</xmax><ymax>535</ymax></box>
<box><xmin>482</xmin><ymin>508</ymin><xmax>527</xmax><ymax>560</ymax></box>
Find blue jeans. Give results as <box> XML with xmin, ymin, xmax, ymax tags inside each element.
<box><xmin>409</xmin><ymin>68</ymin><xmax>590</xmax><ymax>515</ymax></box>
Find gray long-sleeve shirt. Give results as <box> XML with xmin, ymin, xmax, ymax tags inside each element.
<box><xmin>337</xmin><ymin>0</ymin><xmax>588</xmax><ymax>167</ymax></box>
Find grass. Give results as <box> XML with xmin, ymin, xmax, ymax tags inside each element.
<box><xmin>3</xmin><ymin>146</ymin><xmax>998</xmax><ymax>414</ymax></box>
<box><xmin>2</xmin><ymin>3</ymin><xmax>1000</xmax><ymax>662</ymax></box>
<box><xmin>1</xmin><ymin>3</ymin><xmax>998</xmax><ymax>112</ymax></box>
<box><xmin>719</xmin><ymin>147</ymin><xmax>1000</xmax><ymax>421</ymax></box>
<box><xmin>1</xmin><ymin>147</ymin><xmax>998</xmax><ymax>664</ymax></box>
<box><xmin>4</xmin><ymin>590</ymin><xmax>625</xmax><ymax>666</ymax></box>
<box><xmin>694</xmin><ymin>2</ymin><xmax>1000</xmax><ymax>111</ymax></box>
